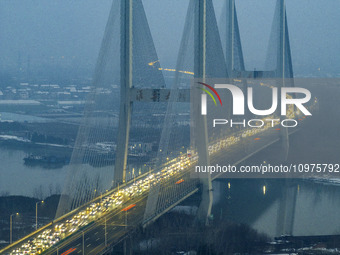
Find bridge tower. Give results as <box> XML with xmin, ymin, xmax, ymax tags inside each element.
<box><xmin>56</xmin><ymin>0</ymin><xmax>170</xmax><ymax>217</ymax></box>
<box><xmin>194</xmin><ymin>0</ymin><xmax>213</xmax><ymax>225</ymax></box>
<box><xmin>272</xmin><ymin>0</ymin><xmax>297</xmax><ymax>236</ymax></box>
<box><xmin>114</xmin><ymin>0</ymin><xmax>133</xmax><ymax>184</ymax></box>
<box><xmin>223</xmin><ymin>0</ymin><xmax>293</xmax><ymax>159</ymax></box>
<box><xmin>226</xmin><ymin>0</ymin><xmax>297</xmax><ymax>235</ymax></box>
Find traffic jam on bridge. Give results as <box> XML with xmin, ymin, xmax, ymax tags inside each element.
<box><xmin>7</xmin><ymin>157</ymin><xmax>193</xmax><ymax>254</ymax></box>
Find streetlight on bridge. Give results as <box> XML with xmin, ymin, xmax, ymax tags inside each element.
<box><xmin>82</xmin><ymin>231</ymin><xmax>85</xmax><ymax>255</ymax></box>
<box><xmin>36</xmin><ymin>200</ymin><xmax>44</xmax><ymax>230</ymax></box>
<box><xmin>10</xmin><ymin>212</ymin><xmax>19</xmax><ymax>244</ymax></box>
<box><xmin>105</xmin><ymin>217</ymin><xmax>107</xmax><ymax>246</ymax></box>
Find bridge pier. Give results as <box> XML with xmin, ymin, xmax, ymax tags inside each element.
<box><xmin>276</xmin><ymin>181</ymin><xmax>297</xmax><ymax>236</ymax></box>
<box><xmin>124</xmin><ymin>236</ymin><xmax>133</xmax><ymax>255</ymax></box>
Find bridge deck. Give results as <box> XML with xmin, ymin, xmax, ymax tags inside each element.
<box><xmin>0</xmin><ymin>124</ymin><xmax>303</xmax><ymax>255</ymax></box>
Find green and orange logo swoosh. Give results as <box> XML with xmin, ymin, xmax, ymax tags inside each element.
<box><xmin>197</xmin><ymin>82</ymin><xmax>223</xmax><ymax>106</ymax></box>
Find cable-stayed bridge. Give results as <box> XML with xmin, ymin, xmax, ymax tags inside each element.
<box><xmin>1</xmin><ymin>0</ymin><xmax>317</xmax><ymax>254</ymax></box>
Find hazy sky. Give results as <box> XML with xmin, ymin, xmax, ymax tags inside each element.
<box><xmin>0</xmin><ymin>0</ymin><xmax>339</xmax><ymax>77</ymax></box>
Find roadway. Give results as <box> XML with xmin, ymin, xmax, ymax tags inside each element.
<box><xmin>44</xmin><ymin>194</ymin><xmax>148</xmax><ymax>255</ymax></box>
<box><xmin>44</xmin><ymin>168</ymin><xmax>196</xmax><ymax>255</ymax></box>
<box><xmin>1</xmin><ymin>158</ymin><xmax>195</xmax><ymax>255</ymax></box>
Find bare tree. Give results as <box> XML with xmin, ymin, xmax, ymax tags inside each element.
<box><xmin>33</xmin><ymin>185</ymin><xmax>44</xmax><ymax>200</ymax></box>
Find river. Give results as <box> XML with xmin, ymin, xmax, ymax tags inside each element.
<box><xmin>213</xmin><ymin>178</ymin><xmax>340</xmax><ymax>237</ymax></box>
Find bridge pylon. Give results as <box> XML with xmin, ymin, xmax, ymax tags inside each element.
<box><xmin>194</xmin><ymin>0</ymin><xmax>213</xmax><ymax>226</ymax></box>
<box><xmin>114</xmin><ymin>0</ymin><xmax>133</xmax><ymax>184</ymax></box>
<box><xmin>56</xmin><ymin>0</ymin><xmax>168</xmax><ymax>216</ymax></box>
